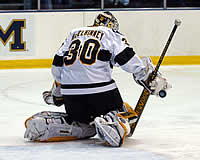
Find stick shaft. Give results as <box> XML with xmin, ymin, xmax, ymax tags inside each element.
<box><xmin>151</xmin><ymin>25</ymin><xmax>178</xmax><ymax>80</ymax></box>
<box><xmin>130</xmin><ymin>22</ymin><xmax>180</xmax><ymax>136</ymax></box>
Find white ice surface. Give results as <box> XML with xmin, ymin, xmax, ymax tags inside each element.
<box><xmin>0</xmin><ymin>66</ymin><xmax>200</xmax><ymax>160</ymax></box>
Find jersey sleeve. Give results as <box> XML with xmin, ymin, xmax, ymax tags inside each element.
<box><xmin>111</xmin><ymin>32</ymin><xmax>146</xmax><ymax>80</ymax></box>
<box><xmin>51</xmin><ymin>32</ymin><xmax>73</xmax><ymax>83</ymax></box>
<box><xmin>112</xmin><ymin>32</ymin><xmax>129</xmax><ymax>57</ymax></box>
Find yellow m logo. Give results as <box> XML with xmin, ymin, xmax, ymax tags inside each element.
<box><xmin>0</xmin><ymin>19</ymin><xmax>26</xmax><ymax>51</ymax></box>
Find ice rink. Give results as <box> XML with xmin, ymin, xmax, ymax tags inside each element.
<box><xmin>0</xmin><ymin>65</ymin><xmax>200</xmax><ymax>160</ymax></box>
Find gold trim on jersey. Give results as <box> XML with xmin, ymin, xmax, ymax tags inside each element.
<box><xmin>79</xmin><ymin>38</ymin><xmax>101</xmax><ymax>65</ymax></box>
<box><xmin>64</xmin><ymin>39</ymin><xmax>81</xmax><ymax>66</ymax></box>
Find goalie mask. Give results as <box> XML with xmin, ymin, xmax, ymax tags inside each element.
<box><xmin>93</xmin><ymin>11</ymin><xmax>119</xmax><ymax>31</ymax></box>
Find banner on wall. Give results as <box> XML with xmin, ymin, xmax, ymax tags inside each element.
<box><xmin>0</xmin><ymin>15</ymin><xmax>35</xmax><ymax>57</ymax></box>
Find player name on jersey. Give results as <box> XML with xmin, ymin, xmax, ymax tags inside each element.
<box><xmin>72</xmin><ymin>29</ymin><xmax>104</xmax><ymax>41</ymax></box>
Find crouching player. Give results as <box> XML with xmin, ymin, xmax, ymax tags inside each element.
<box><xmin>24</xmin><ymin>12</ymin><xmax>171</xmax><ymax>147</ymax></box>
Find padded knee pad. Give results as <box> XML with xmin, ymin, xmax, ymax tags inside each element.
<box><xmin>94</xmin><ymin>111</ymin><xmax>130</xmax><ymax>147</ymax></box>
<box><xmin>24</xmin><ymin>111</ymin><xmax>96</xmax><ymax>142</ymax></box>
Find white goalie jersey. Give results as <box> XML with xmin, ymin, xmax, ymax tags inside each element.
<box><xmin>52</xmin><ymin>26</ymin><xmax>145</xmax><ymax>95</ymax></box>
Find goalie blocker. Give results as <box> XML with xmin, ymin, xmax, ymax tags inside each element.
<box><xmin>133</xmin><ymin>57</ymin><xmax>172</xmax><ymax>97</ymax></box>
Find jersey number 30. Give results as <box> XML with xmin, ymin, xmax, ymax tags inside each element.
<box><xmin>64</xmin><ymin>39</ymin><xmax>101</xmax><ymax>66</ymax></box>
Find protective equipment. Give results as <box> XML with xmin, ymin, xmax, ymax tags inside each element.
<box><xmin>43</xmin><ymin>91</ymin><xmax>54</xmax><ymax>105</ymax></box>
<box><xmin>24</xmin><ymin>111</ymin><xmax>96</xmax><ymax>142</ymax></box>
<box><xmin>43</xmin><ymin>81</ymin><xmax>64</xmax><ymax>106</ymax></box>
<box><xmin>94</xmin><ymin>110</ymin><xmax>131</xmax><ymax>147</ymax></box>
<box><xmin>93</xmin><ymin>11</ymin><xmax>119</xmax><ymax>31</ymax></box>
<box><xmin>133</xmin><ymin>57</ymin><xmax>172</xmax><ymax>96</ymax></box>
<box><xmin>121</xmin><ymin>102</ymin><xmax>138</xmax><ymax>136</ymax></box>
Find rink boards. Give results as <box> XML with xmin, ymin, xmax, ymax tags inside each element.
<box><xmin>0</xmin><ymin>10</ymin><xmax>200</xmax><ymax>68</ymax></box>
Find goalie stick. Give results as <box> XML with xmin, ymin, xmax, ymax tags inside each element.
<box><xmin>129</xmin><ymin>19</ymin><xmax>181</xmax><ymax>136</ymax></box>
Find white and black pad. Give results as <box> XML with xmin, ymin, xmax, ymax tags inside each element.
<box><xmin>94</xmin><ymin>111</ymin><xmax>130</xmax><ymax>147</ymax></box>
<box><xmin>24</xmin><ymin>111</ymin><xmax>96</xmax><ymax>142</ymax></box>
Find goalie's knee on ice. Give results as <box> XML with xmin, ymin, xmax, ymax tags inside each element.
<box><xmin>24</xmin><ymin>111</ymin><xmax>96</xmax><ymax>142</ymax></box>
<box><xmin>24</xmin><ymin>116</ymin><xmax>48</xmax><ymax>141</ymax></box>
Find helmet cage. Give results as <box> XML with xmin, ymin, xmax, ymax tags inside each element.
<box><xmin>94</xmin><ymin>12</ymin><xmax>119</xmax><ymax>31</ymax></box>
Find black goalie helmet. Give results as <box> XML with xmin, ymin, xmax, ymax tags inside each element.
<box><xmin>93</xmin><ymin>11</ymin><xmax>119</xmax><ymax>31</ymax></box>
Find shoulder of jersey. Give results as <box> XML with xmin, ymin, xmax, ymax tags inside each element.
<box><xmin>112</xmin><ymin>30</ymin><xmax>124</xmax><ymax>36</ymax></box>
<box><xmin>96</xmin><ymin>26</ymin><xmax>124</xmax><ymax>36</ymax></box>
